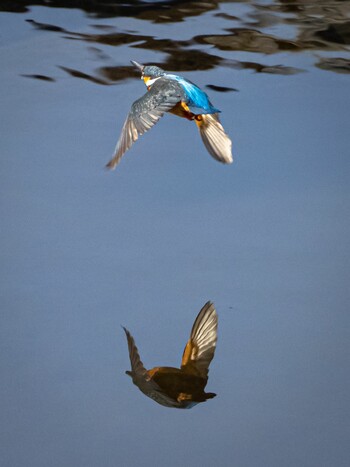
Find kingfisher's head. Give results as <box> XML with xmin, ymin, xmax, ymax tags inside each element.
<box><xmin>131</xmin><ymin>60</ymin><xmax>165</xmax><ymax>86</ymax></box>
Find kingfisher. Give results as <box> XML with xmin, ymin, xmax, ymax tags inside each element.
<box><xmin>106</xmin><ymin>61</ymin><xmax>233</xmax><ymax>169</ymax></box>
<box><xmin>122</xmin><ymin>301</ymin><xmax>218</xmax><ymax>409</ymax></box>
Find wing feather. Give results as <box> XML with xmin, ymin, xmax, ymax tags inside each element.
<box><xmin>122</xmin><ymin>327</ymin><xmax>148</xmax><ymax>377</ymax></box>
<box><xmin>106</xmin><ymin>78</ymin><xmax>183</xmax><ymax>169</ymax></box>
<box><xmin>181</xmin><ymin>302</ymin><xmax>218</xmax><ymax>379</ymax></box>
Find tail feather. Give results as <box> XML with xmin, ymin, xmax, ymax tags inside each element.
<box><xmin>195</xmin><ymin>114</ymin><xmax>233</xmax><ymax>164</ymax></box>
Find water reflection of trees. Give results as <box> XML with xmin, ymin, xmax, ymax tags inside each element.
<box><xmin>13</xmin><ymin>1</ymin><xmax>350</xmax><ymax>82</ymax></box>
<box><xmin>1</xmin><ymin>0</ymin><xmax>226</xmax><ymax>20</ymax></box>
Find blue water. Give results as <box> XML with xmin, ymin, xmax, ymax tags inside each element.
<box><xmin>1</xmin><ymin>3</ymin><xmax>349</xmax><ymax>467</ymax></box>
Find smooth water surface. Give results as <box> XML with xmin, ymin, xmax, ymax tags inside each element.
<box><xmin>1</xmin><ymin>2</ymin><xmax>349</xmax><ymax>466</ymax></box>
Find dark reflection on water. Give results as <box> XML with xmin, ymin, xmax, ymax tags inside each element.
<box><xmin>21</xmin><ymin>73</ymin><xmax>56</xmax><ymax>82</ymax></box>
<box><xmin>206</xmin><ymin>84</ymin><xmax>237</xmax><ymax>93</ymax></box>
<box><xmin>195</xmin><ymin>29</ymin><xmax>301</xmax><ymax>53</ymax></box>
<box><xmin>58</xmin><ymin>66</ymin><xmax>109</xmax><ymax>85</ymax></box>
<box><xmin>3</xmin><ymin>0</ymin><xmax>219</xmax><ymax>21</ymax></box>
<box><xmin>19</xmin><ymin>0</ymin><xmax>350</xmax><ymax>86</ymax></box>
<box><xmin>123</xmin><ymin>302</ymin><xmax>218</xmax><ymax>409</ymax></box>
<box><xmin>316</xmin><ymin>56</ymin><xmax>350</xmax><ymax>73</ymax></box>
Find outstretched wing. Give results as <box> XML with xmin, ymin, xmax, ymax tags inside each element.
<box><xmin>106</xmin><ymin>78</ymin><xmax>184</xmax><ymax>169</ymax></box>
<box><xmin>181</xmin><ymin>302</ymin><xmax>218</xmax><ymax>379</ymax></box>
<box><xmin>122</xmin><ymin>327</ymin><xmax>148</xmax><ymax>377</ymax></box>
<box><xmin>122</xmin><ymin>327</ymin><xmax>184</xmax><ymax>407</ymax></box>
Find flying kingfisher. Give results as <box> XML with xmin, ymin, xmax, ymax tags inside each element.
<box><xmin>122</xmin><ymin>301</ymin><xmax>218</xmax><ymax>409</ymax></box>
<box><xmin>106</xmin><ymin>61</ymin><xmax>233</xmax><ymax>169</ymax></box>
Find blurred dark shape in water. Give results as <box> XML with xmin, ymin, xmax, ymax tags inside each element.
<box><xmin>21</xmin><ymin>74</ymin><xmax>55</xmax><ymax>82</ymax></box>
<box><xmin>315</xmin><ymin>22</ymin><xmax>350</xmax><ymax>45</ymax></box>
<box><xmin>98</xmin><ymin>64</ymin><xmax>138</xmax><ymax>84</ymax></box>
<box><xmin>315</xmin><ymin>57</ymin><xmax>350</xmax><ymax>74</ymax></box>
<box><xmin>195</xmin><ymin>29</ymin><xmax>300</xmax><ymax>54</ymax></box>
<box><xmin>87</xmin><ymin>46</ymin><xmax>111</xmax><ymax>61</ymax></box>
<box><xmin>26</xmin><ymin>18</ymin><xmax>65</xmax><ymax>32</ymax></box>
<box><xmin>123</xmin><ymin>301</ymin><xmax>218</xmax><ymax>409</ymax></box>
<box><xmin>222</xmin><ymin>59</ymin><xmax>303</xmax><ymax>75</ymax></box>
<box><xmin>206</xmin><ymin>84</ymin><xmax>238</xmax><ymax>93</ymax></box>
<box><xmin>58</xmin><ymin>66</ymin><xmax>109</xmax><ymax>85</ymax></box>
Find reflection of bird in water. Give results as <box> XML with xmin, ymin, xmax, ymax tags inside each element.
<box><xmin>123</xmin><ymin>301</ymin><xmax>218</xmax><ymax>409</ymax></box>
<box><xmin>106</xmin><ymin>61</ymin><xmax>233</xmax><ymax>169</ymax></box>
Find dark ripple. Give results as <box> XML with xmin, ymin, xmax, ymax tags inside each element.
<box><xmin>21</xmin><ymin>74</ymin><xmax>56</xmax><ymax>82</ymax></box>
<box><xmin>316</xmin><ymin>57</ymin><xmax>350</xmax><ymax>74</ymax></box>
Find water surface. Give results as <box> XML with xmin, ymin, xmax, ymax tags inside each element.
<box><xmin>1</xmin><ymin>2</ymin><xmax>349</xmax><ymax>467</ymax></box>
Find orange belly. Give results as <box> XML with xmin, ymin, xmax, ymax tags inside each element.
<box><xmin>169</xmin><ymin>101</ymin><xmax>195</xmax><ymax>120</ymax></box>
